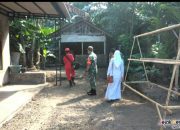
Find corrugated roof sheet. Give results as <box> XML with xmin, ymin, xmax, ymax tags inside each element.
<box><xmin>0</xmin><ymin>2</ymin><xmax>71</xmax><ymax>19</ymax></box>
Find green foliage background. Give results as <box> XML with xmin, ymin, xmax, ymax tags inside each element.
<box><xmin>9</xmin><ymin>2</ymin><xmax>180</xmax><ymax>83</ymax></box>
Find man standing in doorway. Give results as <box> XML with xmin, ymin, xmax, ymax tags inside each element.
<box><xmin>83</xmin><ymin>46</ymin><xmax>98</xmax><ymax>95</ymax></box>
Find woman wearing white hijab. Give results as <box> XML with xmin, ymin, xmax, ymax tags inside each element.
<box><xmin>105</xmin><ymin>50</ymin><xmax>124</xmax><ymax>101</ymax></box>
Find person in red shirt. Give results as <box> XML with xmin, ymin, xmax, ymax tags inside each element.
<box><xmin>63</xmin><ymin>48</ymin><xmax>75</xmax><ymax>87</ymax></box>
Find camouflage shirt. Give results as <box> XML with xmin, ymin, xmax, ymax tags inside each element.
<box><xmin>86</xmin><ymin>52</ymin><xmax>97</xmax><ymax>74</ymax></box>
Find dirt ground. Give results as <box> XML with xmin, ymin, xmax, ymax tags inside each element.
<box><xmin>0</xmin><ymin>68</ymin><xmax>180</xmax><ymax>130</ymax></box>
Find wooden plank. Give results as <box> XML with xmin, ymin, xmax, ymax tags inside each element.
<box><xmin>128</xmin><ymin>58</ymin><xmax>180</xmax><ymax>65</ymax></box>
<box><xmin>135</xmin><ymin>24</ymin><xmax>180</xmax><ymax>38</ymax></box>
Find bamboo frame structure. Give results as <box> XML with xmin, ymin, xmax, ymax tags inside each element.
<box><xmin>134</xmin><ymin>24</ymin><xmax>180</xmax><ymax>38</ymax></box>
<box><xmin>128</xmin><ymin>58</ymin><xmax>180</xmax><ymax>65</ymax></box>
<box><xmin>123</xmin><ymin>24</ymin><xmax>180</xmax><ymax>129</ymax></box>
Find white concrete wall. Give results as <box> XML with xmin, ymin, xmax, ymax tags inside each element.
<box><xmin>0</xmin><ymin>14</ymin><xmax>10</xmax><ymax>86</ymax></box>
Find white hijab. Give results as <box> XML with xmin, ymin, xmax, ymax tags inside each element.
<box><xmin>114</xmin><ymin>50</ymin><xmax>122</xmax><ymax>68</ymax></box>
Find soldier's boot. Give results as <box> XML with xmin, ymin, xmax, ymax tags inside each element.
<box><xmin>87</xmin><ymin>89</ymin><xmax>96</xmax><ymax>96</ymax></box>
<box><xmin>87</xmin><ymin>89</ymin><xmax>93</xmax><ymax>95</ymax></box>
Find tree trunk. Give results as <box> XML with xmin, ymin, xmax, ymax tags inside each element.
<box><xmin>129</xmin><ymin>2</ymin><xmax>135</xmax><ymax>40</ymax></box>
<box><xmin>28</xmin><ymin>19</ymin><xmax>37</xmax><ymax>69</ymax></box>
<box><xmin>22</xmin><ymin>42</ymin><xmax>26</xmax><ymax>67</ymax></box>
<box><xmin>28</xmin><ymin>35</ymin><xmax>35</xmax><ymax>68</ymax></box>
<box><xmin>34</xmin><ymin>39</ymin><xmax>41</xmax><ymax>69</ymax></box>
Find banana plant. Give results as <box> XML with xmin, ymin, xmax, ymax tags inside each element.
<box><xmin>9</xmin><ymin>18</ymin><xmax>52</xmax><ymax>68</ymax></box>
<box><xmin>36</xmin><ymin>23</ymin><xmax>55</xmax><ymax>69</ymax></box>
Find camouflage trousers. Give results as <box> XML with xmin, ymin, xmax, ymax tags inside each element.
<box><xmin>88</xmin><ymin>72</ymin><xmax>97</xmax><ymax>90</ymax></box>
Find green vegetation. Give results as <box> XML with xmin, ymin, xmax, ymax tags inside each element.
<box><xmin>9</xmin><ymin>2</ymin><xmax>180</xmax><ymax>83</ymax></box>
<box><xmin>9</xmin><ymin>18</ymin><xmax>56</xmax><ymax>69</ymax></box>
<box><xmin>71</xmin><ymin>2</ymin><xmax>180</xmax><ymax>83</ymax></box>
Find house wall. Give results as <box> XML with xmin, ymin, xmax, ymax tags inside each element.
<box><xmin>0</xmin><ymin>14</ymin><xmax>10</xmax><ymax>86</ymax></box>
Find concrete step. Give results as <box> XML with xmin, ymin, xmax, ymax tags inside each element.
<box><xmin>9</xmin><ymin>72</ymin><xmax>46</xmax><ymax>84</ymax></box>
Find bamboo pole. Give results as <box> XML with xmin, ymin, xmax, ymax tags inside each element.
<box><xmin>165</xmin><ymin>48</ymin><xmax>180</xmax><ymax>106</ymax></box>
<box><xmin>172</xmin><ymin>30</ymin><xmax>179</xmax><ymax>39</ymax></box>
<box><xmin>135</xmin><ymin>24</ymin><xmax>180</xmax><ymax>38</ymax></box>
<box><xmin>123</xmin><ymin>38</ymin><xmax>136</xmax><ymax>92</ymax></box>
<box><xmin>156</xmin><ymin>104</ymin><xmax>164</xmax><ymax>130</ymax></box>
<box><xmin>126</xmin><ymin>81</ymin><xmax>180</xmax><ymax>96</ymax></box>
<box><xmin>140</xmin><ymin>58</ymin><xmax>178</xmax><ymax>61</ymax></box>
<box><xmin>125</xmin><ymin>81</ymin><xmax>149</xmax><ymax>84</ymax></box>
<box><xmin>128</xmin><ymin>58</ymin><xmax>180</xmax><ymax>65</ymax></box>
<box><xmin>59</xmin><ymin>18</ymin><xmax>62</xmax><ymax>86</ymax></box>
<box><xmin>156</xmin><ymin>104</ymin><xmax>162</xmax><ymax>121</ymax></box>
<box><xmin>174</xmin><ymin>30</ymin><xmax>180</xmax><ymax>96</ymax></box>
<box><xmin>81</xmin><ymin>42</ymin><xmax>83</xmax><ymax>55</ymax></box>
<box><xmin>163</xmin><ymin>65</ymin><xmax>178</xmax><ymax>118</ymax></box>
<box><xmin>149</xmin><ymin>82</ymin><xmax>180</xmax><ymax>96</ymax></box>
<box><xmin>124</xmin><ymin>38</ymin><xmax>136</xmax><ymax>81</ymax></box>
<box><xmin>123</xmin><ymin>82</ymin><xmax>172</xmax><ymax>113</ymax></box>
<box><xmin>55</xmin><ymin>19</ymin><xmax>58</xmax><ymax>86</ymax></box>
<box><xmin>163</xmin><ymin>45</ymin><xmax>180</xmax><ymax>119</ymax></box>
<box><xmin>137</xmin><ymin>38</ymin><xmax>149</xmax><ymax>82</ymax></box>
<box><xmin>163</xmin><ymin>105</ymin><xmax>180</xmax><ymax>109</ymax></box>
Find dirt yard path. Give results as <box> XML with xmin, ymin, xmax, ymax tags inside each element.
<box><xmin>0</xmin><ymin>69</ymin><xmax>179</xmax><ymax>130</ymax></box>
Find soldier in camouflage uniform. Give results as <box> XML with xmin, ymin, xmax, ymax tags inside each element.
<box><xmin>83</xmin><ymin>46</ymin><xmax>97</xmax><ymax>95</ymax></box>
